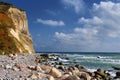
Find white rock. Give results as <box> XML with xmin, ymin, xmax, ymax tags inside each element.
<box><xmin>8</xmin><ymin>54</ymin><xmax>14</xmax><ymax>57</ymax></box>
<box><xmin>5</xmin><ymin>64</ymin><xmax>12</xmax><ymax>69</ymax></box>
<box><xmin>13</xmin><ymin>67</ymin><xmax>19</xmax><ymax>71</ymax></box>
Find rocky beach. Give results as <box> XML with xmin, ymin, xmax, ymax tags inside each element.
<box><xmin>0</xmin><ymin>53</ymin><xmax>119</xmax><ymax>80</ymax></box>
<box><xmin>0</xmin><ymin>1</ymin><xmax>120</xmax><ymax>80</ymax></box>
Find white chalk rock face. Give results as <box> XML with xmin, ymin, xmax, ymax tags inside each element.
<box><xmin>0</xmin><ymin>2</ymin><xmax>34</xmax><ymax>54</ymax></box>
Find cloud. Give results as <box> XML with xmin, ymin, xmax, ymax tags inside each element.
<box><xmin>62</xmin><ymin>0</ymin><xmax>85</xmax><ymax>13</ymax></box>
<box><xmin>54</xmin><ymin>1</ymin><xmax>120</xmax><ymax>52</ymax></box>
<box><xmin>37</xmin><ymin>18</ymin><xmax>65</xmax><ymax>26</ymax></box>
<box><xmin>92</xmin><ymin>1</ymin><xmax>120</xmax><ymax>38</ymax></box>
<box><xmin>78</xmin><ymin>16</ymin><xmax>103</xmax><ymax>25</ymax></box>
<box><xmin>55</xmin><ymin>27</ymin><xmax>99</xmax><ymax>51</ymax></box>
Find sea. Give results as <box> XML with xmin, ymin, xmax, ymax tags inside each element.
<box><xmin>40</xmin><ymin>52</ymin><xmax>120</xmax><ymax>77</ymax></box>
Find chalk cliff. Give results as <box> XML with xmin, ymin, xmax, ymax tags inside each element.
<box><xmin>0</xmin><ymin>2</ymin><xmax>34</xmax><ymax>54</ymax></box>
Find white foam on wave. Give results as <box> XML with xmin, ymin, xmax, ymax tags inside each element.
<box><xmin>58</xmin><ymin>57</ymin><xmax>69</xmax><ymax>62</ymax></box>
<box><xmin>66</xmin><ymin>54</ymin><xmax>120</xmax><ymax>65</ymax></box>
<box><xmin>88</xmin><ymin>68</ymin><xmax>96</xmax><ymax>72</ymax></box>
<box><xmin>66</xmin><ymin>54</ymin><xmax>112</xmax><ymax>60</ymax></box>
<box><xmin>98</xmin><ymin>58</ymin><xmax>120</xmax><ymax>65</ymax></box>
<box><xmin>109</xmin><ymin>71</ymin><xmax>116</xmax><ymax>77</ymax></box>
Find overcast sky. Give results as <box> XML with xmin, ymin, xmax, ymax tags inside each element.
<box><xmin>3</xmin><ymin>0</ymin><xmax>120</xmax><ymax>52</ymax></box>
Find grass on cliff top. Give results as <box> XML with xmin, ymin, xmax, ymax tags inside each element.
<box><xmin>0</xmin><ymin>1</ymin><xmax>25</xmax><ymax>11</ymax></box>
<box><xmin>0</xmin><ymin>2</ymin><xmax>13</xmax><ymax>6</ymax></box>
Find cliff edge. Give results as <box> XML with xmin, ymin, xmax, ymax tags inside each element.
<box><xmin>0</xmin><ymin>2</ymin><xmax>35</xmax><ymax>54</ymax></box>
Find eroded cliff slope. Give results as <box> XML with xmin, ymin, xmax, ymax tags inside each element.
<box><xmin>0</xmin><ymin>2</ymin><xmax>34</xmax><ymax>54</ymax></box>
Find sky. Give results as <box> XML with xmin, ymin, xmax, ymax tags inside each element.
<box><xmin>3</xmin><ymin>0</ymin><xmax>120</xmax><ymax>52</ymax></box>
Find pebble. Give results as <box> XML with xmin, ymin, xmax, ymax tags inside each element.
<box><xmin>25</xmin><ymin>78</ymin><xmax>30</xmax><ymax>80</ymax></box>
<box><xmin>13</xmin><ymin>67</ymin><xmax>19</xmax><ymax>71</ymax></box>
<box><xmin>5</xmin><ymin>64</ymin><xmax>12</xmax><ymax>69</ymax></box>
<box><xmin>15</xmin><ymin>63</ymin><xmax>24</xmax><ymax>71</ymax></box>
<box><xmin>28</xmin><ymin>66</ymin><xmax>36</xmax><ymax>70</ymax></box>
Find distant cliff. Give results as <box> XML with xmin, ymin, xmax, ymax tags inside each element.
<box><xmin>0</xmin><ymin>2</ymin><xmax>34</xmax><ymax>54</ymax></box>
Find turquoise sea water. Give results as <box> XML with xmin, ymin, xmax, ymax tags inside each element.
<box><xmin>40</xmin><ymin>52</ymin><xmax>120</xmax><ymax>76</ymax></box>
<box><xmin>61</xmin><ymin>52</ymin><xmax>120</xmax><ymax>69</ymax></box>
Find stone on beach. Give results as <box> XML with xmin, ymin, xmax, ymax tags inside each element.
<box><xmin>49</xmin><ymin>67</ymin><xmax>62</xmax><ymax>78</ymax></box>
<box><xmin>94</xmin><ymin>68</ymin><xmax>111</xmax><ymax>80</ymax></box>
<box><xmin>12</xmin><ymin>67</ymin><xmax>20</xmax><ymax>71</ymax></box>
<box><xmin>41</xmin><ymin>65</ymin><xmax>52</xmax><ymax>73</ymax></box>
<box><xmin>29</xmin><ymin>74</ymin><xmax>37</xmax><ymax>79</ymax></box>
<box><xmin>65</xmin><ymin>75</ymin><xmax>80</xmax><ymax>80</ymax></box>
<box><xmin>47</xmin><ymin>75</ymin><xmax>55</xmax><ymax>80</ymax></box>
<box><xmin>15</xmin><ymin>63</ymin><xmax>25</xmax><ymax>71</ymax></box>
<box><xmin>75</xmin><ymin>64</ymin><xmax>88</xmax><ymax>72</ymax></box>
<box><xmin>36</xmin><ymin>65</ymin><xmax>42</xmax><ymax>72</ymax></box>
<box><xmin>28</xmin><ymin>65</ymin><xmax>36</xmax><ymax>70</ymax></box>
<box><xmin>114</xmin><ymin>72</ymin><xmax>120</xmax><ymax>79</ymax></box>
<box><xmin>5</xmin><ymin>64</ymin><xmax>12</xmax><ymax>69</ymax></box>
<box><xmin>60</xmin><ymin>74</ymin><xmax>70</xmax><ymax>80</ymax></box>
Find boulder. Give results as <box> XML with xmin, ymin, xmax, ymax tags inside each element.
<box><xmin>75</xmin><ymin>72</ymin><xmax>91</xmax><ymax>80</ymax></box>
<box><xmin>37</xmin><ymin>72</ymin><xmax>47</xmax><ymax>79</ymax></box>
<box><xmin>68</xmin><ymin>66</ymin><xmax>79</xmax><ymax>75</ymax></box>
<box><xmin>49</xmin><ymin>67</ymin><xmax>62</xmax><ymax>78</ymax></box>
<box><xmin>47</xmin><ymin>75</ymin><xmax>55</xmax><ymax>80</ymax></box>
<box><xmin>88</xmin><ymin>72</ymin><xmax>95</xmax><ymax>77</ymax></box>
<box><xmin>36</xmin><ymin>65</ymin><xmax>42</xmax><ymax>72</ymax></box>
<box><xmin>58</xmin><ymin>65</ymin><xmax>65</xmax><ymax>71</ymax></box>
<box><xmin>64</xmin><ymin>75</ymin><xmax>79</xmax><ymax>80</ymax></box>
<box><xmin>114</xmin><ymin>72</ymin><xmax>120</xmax><ymax>79</ymax></box>
<box><xmin>116</xmin><ymin>72</ymin><xmax>120</xmax><ymax>77</ymax></box>
<box><xmin>41</xmin><ymin>65</ymin><xmax>52</xmax><ymax>73</ymax></box>
<box><xmin>79</xmin><ymin>72</ymin><xmax>91</xmax><ymax>80</ymax></box>
<box><xmin>75</xmin><ymin>65</ymin><xmax>88</xmax><ymax>72</ymax></box>
<box><xmin>94</xmin><ymin>68</ymin><xmax>110</xmax><ymax>80</ymax></box>
<box><xmin>60</xmin><ymin>74</ymin><xmax>70</xmax><ymax>80</ymax></box>
<box><xmin>29</xmin><ymin>74</ymin><xmax>37</xmax><ymax>79</ymax></box>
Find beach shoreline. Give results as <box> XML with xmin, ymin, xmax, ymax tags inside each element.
<box><xmin>0</xmin><ymin>53</ymin><xmax>119</xmax><ymax>80</ymax></box>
